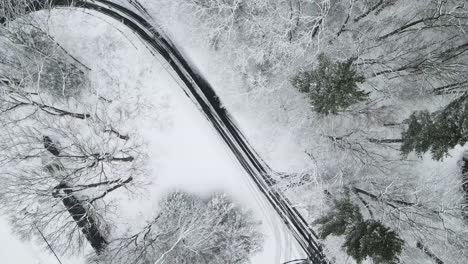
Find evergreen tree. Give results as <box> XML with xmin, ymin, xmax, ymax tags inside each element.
<box><xmin>344</xmin><ymin>220</ymin><xmax>403</xmax><ymax>264</ymax></box>
<box><xmin>401</xmin><ymin>93</ymin><xmax>468</xmax><ymax>160</ymax></box>
<box><xmin>314</xmin><ymin>198</ymin><xmax>363</xmax><ymax>238</ymax></box>
<box><xmin>315</xmin><ymin>198</ymin><xmax>403</xmax><ymax>264</ymax></box>
<box><xmin>291</xmin><ymin>54</ymin><xmax>368</xmax><ymax>114</ymax></box>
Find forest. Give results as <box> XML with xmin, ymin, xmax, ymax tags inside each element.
<box><xmin>148</xmin><ymin>0</ymin><xmax>468</xmax><ymax>263</ymax></box>
<box><xmin>0</xmin><ymin>0</ymin><xmax>467</xmax><ymax>264</ymax></box>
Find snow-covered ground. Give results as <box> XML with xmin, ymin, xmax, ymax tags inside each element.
<box><xmin>0</xmin><ymin>7</ymin><xmax>306</xmax><ymax>264</ymax></box>
<box><xmin>0</xmin><ymin>218</ymin><xmax>84</xmax><ymax>264</ymax></box>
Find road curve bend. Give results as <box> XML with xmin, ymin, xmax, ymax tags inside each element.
<box><xmin>1</xmin><ymin>1</ymin><xmax>329</xmax><ymax>263</ymax></box>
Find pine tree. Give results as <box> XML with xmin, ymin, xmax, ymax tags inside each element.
<box><xmin>344</xmin><ymin>220</ymin><xmax>403</xmax><ymax>264</ymax></box>
<box><xmin>315</xmin><ymin>198</ymin><xmax>403</xmax><ymax>263</ymax></box>
<box><xmin>314</xmin><ymin>198</ymin><xmax>363</xmax><ymax>238</ymax></box>
<box><xmin>401</xmin><ymin>93</ymin><xmax>468</xmax><ymax>160</ymax></box>
<box><xmin>291</xmin><ymin>54</ymin><xmax>368</xmax><ymax>114</ymax></box>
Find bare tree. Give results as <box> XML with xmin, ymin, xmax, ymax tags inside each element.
<box><xmin>98</xmin><ymin>191</ymin><xmax>264</xmax><ymax>264</ymax></box>
<box><xmin>0</xmin><ymin>108</ymin><xmax>146</xmax><ymax>253</ymax></box>
<box><xmin>0</xmin><ymin>2</ymin><xmax>147</xmax><ymax>255</ymax></box>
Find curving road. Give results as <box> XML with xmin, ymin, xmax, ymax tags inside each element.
<box><xmin>2</xmin><ymin>0</ymin><xmax>329</xmax><ymax>263</ymax></box>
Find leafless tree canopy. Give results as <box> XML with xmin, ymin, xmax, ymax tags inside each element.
<box><xmin>0</xmin><ymin>1</ymin><xmax>146</xmax><ymax>255</ymax></box>
<box><xmin>98</xmin><ymin>191</ymin><xmax>264</xmax><ymax>264</ymax></box>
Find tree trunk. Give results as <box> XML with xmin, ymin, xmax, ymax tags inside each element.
<box><xmin>53</xmin><ymin>183</ymin><xmax>108</xmax><ymax>253</ymax></box>
<box><xmin>461</xmin><ymin>155</ymin><xmax>468</xmax><ymax>220</ymax></box>
<box><xmin>367</xmin><ymin>138</ymin><xmax>403</xmax><ymax>143</ymax></box>
<box><xmin>416</xmin><ymin>241</ymin><xmax>444</xmax><ymax>264</ymax></box>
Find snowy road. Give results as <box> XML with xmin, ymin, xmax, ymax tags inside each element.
<box><xmin>1</xmin><ymin>0</ymin><xmax>328</xmax><ymax>263</ymax></box>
